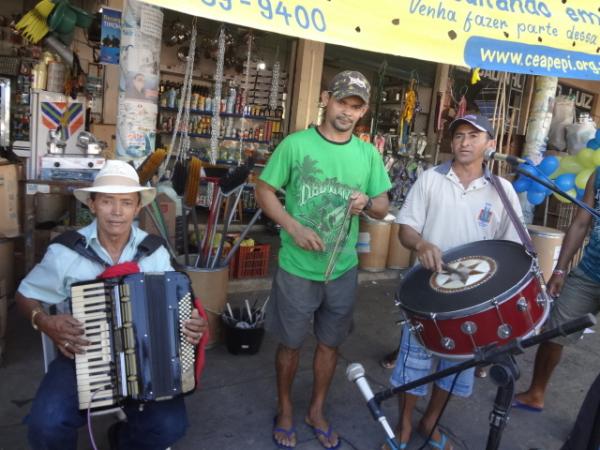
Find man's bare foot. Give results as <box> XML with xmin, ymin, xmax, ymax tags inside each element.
<box><xmin>273</xmin><ymin>413</ymin><xmax>296</xmax><ymax>448</ymax></box>
<box><xmin>514</xmin><ymin>391</ymin><xmax>545</xmax><ymax>411</ymax></box>
<box><xmin>305</xmin><ymin>414</ymin><xmax>339</xmax><ymax>449</ymax></box>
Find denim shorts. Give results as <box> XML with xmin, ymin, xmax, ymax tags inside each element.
<box><xmin>390</xmin><ymin>325</ymin><xmax>475</xmax><ymax>397</ymax></box>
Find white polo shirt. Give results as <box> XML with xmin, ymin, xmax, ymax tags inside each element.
<box><xmin>396</xmin><ymin>161</ymin><xmax>524</xmax><ymax>252</ymax></box>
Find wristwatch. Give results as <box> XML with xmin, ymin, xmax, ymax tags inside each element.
<box><xmin>363</xmin><ymin>197</ymin><xmax>373</xmax><ymax>212</ymax></box>
<box><xmin>31</xmin><ymin>307</ymin><xmax>45</xmax><ymax>331</ymax></box>
<box><xmin>552</xmin><ymin>269</ymin><xmax>566</xmax><ymax>277</ymax></box>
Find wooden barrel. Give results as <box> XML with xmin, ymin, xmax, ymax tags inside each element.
<box><xmin>387</xmin><ymin>223</ymin><xmax>411</xmax><ymax>269</ymax></box>
<box><xmin>527</xmin><ymin>225</ymin><xmax>565</xmax><ymax>282</ymax></box>
<box><xmin>358</xmin><ymin>216</ymin><xmax>392</xmax><ymax>272</ymax></box>
<box><xmin>176</xmin><ymin>256</ymin><xmax>229</xmax><ymax>348</ymax></box>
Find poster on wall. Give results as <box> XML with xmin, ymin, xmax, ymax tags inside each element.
<box><xmin>116</xmin><ymin>0</ymin><xmax>162</xmax><ymax>160</ymax></box>
<box><xmin>116</xmin><ymin>97</ymin><xmax>158</xmax><ymax>158</ymax></box>
<box><xmin>100</xmin><ymin>7</ymin><xmax>122</xmax><ymax>65</ymax></box>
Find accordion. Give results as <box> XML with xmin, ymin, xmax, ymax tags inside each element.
<box><xmin>70</xmin><ymin>271</ymin><xmax>196</xmax><ymax>411</ymax></box>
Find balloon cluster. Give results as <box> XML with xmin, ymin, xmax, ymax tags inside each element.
<box><xmin>513</xmin><ymin>129</ymin><xmax>600</xmax><ymax>205</ymax></box>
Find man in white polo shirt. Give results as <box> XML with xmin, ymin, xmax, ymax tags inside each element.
<box><xmin>386</xmin><ymin>114</ymin><xmax>523</xmax><ymax>450</ymax></box>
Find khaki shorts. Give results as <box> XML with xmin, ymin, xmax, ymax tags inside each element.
<box><xmin>265</xmin><ymin>266</ymin><xmax>358</xmax><ymax>349</ymax></box>
<box><xmin>546</xmin><ymin>267</ymin><xmax>600</xmax><ymax>346</ymax></box>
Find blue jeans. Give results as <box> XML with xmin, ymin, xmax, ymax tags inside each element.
<box><xmin>26</xmin><ymin>355</ymin><xmax>188</xmax><ymax>450</ymax></box>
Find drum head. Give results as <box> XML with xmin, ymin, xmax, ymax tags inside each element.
<box><xmin>399</xmin><ymin>240</ymin><xmax>533</xmax><ymax>316</ymax></box>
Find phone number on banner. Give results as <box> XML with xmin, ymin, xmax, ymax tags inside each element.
<box><xmin>201</xmin><ymin>0</ymin><xmax>327</xmax><ymax>32</ymax></box>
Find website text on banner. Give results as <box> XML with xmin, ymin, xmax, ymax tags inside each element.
<box><xmin>143</xmin><ymin>0</ymin><xmax>600</xmax><ymax>80</ymax></box>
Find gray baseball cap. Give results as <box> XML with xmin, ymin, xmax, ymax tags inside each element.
<box><xmin>449</xmin><ymin>114</ymin><xmax>495</xmax><ymax>138</ymax></box>
<box><xmin>328</xmin><ymin>70</ymin><xmax>371</xmax><ymax>104</ymax></box>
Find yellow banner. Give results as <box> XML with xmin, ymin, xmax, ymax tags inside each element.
<box><xmin>144</xmin><ymin>0</ymin><xmax>600</xmax><ymax>80</ymax></box>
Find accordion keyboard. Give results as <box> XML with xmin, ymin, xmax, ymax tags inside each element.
<box><xmin>71</xmin><ymin>281</ymin><xmax>118</xmax><ymax>410</ymax></box>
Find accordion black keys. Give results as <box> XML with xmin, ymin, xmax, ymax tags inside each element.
<box><xmin>70</xmin><ymin>271</ymin><xmax>196</xmax><ymax>410</ymax></box>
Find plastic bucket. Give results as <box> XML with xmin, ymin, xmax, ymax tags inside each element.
<box><xmin>358</xmin><ymin>216</ymin><xmax>392</xmax><ymax>272</ymax></box>
<box><xmin>222</xmin><ymin>307</ymin><xmax>265</xmax><ymax>355</ymax></box>
<box><xmin>176</xmin><ymin>256</ymin><xmax>228</xmax><ymax>348</ymax></box>
<box><xmin>527</xmin><ymin>225</ymin><xmax>565</xmax><ymax>282</ymax></box>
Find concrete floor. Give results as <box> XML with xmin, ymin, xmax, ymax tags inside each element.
<box><xmin>1</xmin><ymin>273</ymin><xmax>600</xmax><ymax>450</ymax></box>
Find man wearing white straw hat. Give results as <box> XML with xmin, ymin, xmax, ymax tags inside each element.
<box><xmin>16</xmin><ymin>160</ymin><xmax>207</xmax><ymax>450</ymax></box>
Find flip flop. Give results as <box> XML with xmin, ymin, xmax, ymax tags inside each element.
<box><xmin>380</xmin><ymin>440</ymin><xmax>407</xmax><ymax>450</ymax></box>
<box><xmin>305</xmin><ymin>419</ymin><xmax>341</xmax><ymax>449</ymax></box>
<box><xmin>426</xmin><ymin>431</ymin><xmax>451</xmax><ymax>450</ymax></box>
<box><xmin>272</xmin><ymin>416</ymin><xmax>296</xmax><ymax>449</ymax></box>
<box><xmin>512</xmin><ymin>399</ymin><xmax>543</xmax><ymax>413</ymax></box>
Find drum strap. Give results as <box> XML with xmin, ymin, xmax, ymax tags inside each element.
<box><xmin>488</xmin><ymin>174</ymin><xmax>537</xmax><ymax>255</ymax></box>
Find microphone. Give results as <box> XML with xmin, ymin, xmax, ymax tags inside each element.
<box><xmin>347</xmin><ymin>363</ymin><xmax>376</xmax><ymax>402</ymax></box>
<box><xmin>346</xmin><ymin>363</ymin><xmax>396</xmax><ymax>440</ymax></box>
<box><xmin>484</xmin><ymin>148</ymin><xmax>528</xmax><ymax>165</ymax></box>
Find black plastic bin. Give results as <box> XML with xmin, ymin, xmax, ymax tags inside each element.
<box><xmin>221</xmin><ymin>307</ymin><xmax>265</xmax><ymax>355</ymax></box>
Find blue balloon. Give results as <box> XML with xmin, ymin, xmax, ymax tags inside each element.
<box><xmin>587</xmin><ymin>139</ymin><xmax>600</xmax><ymax>150</ymax></box>
<box><xmin>554</xmin><ymin>173</ymin><xmax>576</xmax><ymax>191</ymax></box>
<box><xmin>576</xmin><ymin>188</ymin><xmax>585</xmax><ymax>200</ymax></box>
<box><xmin>527</xmin><ymin>190</ymin><xmax>547</xmax><ymax>205</ymax></box>
<box><xmin>529</xmin><ymin>181</ymin><xmax>550</xmax><ymax>195</ymax></box>
<box><xmin>518</xmin><ymin>162</ymin><xmax>538</xmax><ymax>177</ymax></box>
<box><xmin>537</xmin><ymin>156</ymin><xmax>560</xmax><ymax>176</ymax></box>
<box><xmin>513</xmin><ymin>177</ymin><xmax>531</xmax><ymax>193</ymax></box>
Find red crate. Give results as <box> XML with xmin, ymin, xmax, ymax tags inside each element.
<box><xmin>236</xmin><ymin>244</ymin><xmax>270</xmax><ymax>279</ymax></box>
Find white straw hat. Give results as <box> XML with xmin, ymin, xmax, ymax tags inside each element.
<box><xmin>74</xmin><ymin>160</ymin><xmax>156</xmax><ymax>207</ymax></box>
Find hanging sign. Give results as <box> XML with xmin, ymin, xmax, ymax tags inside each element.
<box><xmin>143</xmin><ymin>0</ymin><xmax>600</xmax><ymax>80</ymax></box>
<box><xmin>99</xmin><ymin>7</ymin><xmax>122</xmax><ymax>65</ymax></box>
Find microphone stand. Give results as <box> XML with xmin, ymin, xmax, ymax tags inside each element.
<box><xmin>512</xmin><ymin>163</ymin><xmax>600</xmax><ymax>220</ymax></box>
<box><xmin>356</xmin><ymin>314</ymin><xmax>596</xmax><ymax>450</ymax></box>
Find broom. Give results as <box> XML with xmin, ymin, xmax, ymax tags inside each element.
<box><xmin>182</xmin><ymin>157</ymin><xmax>202</xmax><ymax>266</ymax></box>
<box><xmin>15</xmin><ymin>0</ymin><xmax>55</xmax><ymax>44</ymax></box>
<box><xmin>136</xmin><ymin>148</ymin><xmax>174</xmax><ymax>255</ymax></box>
<box><xmin>137</xmin><ymin>148</ymin><xmax>167</xmax><ymax>185</ymax></box>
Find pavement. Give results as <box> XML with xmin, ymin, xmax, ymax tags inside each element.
<box><xmin>1</xmin><ymin>269</ymin><xmax>600</xmax><ymax>450</ymax></box>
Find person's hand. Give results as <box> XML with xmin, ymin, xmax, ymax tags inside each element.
<box><xmin>289</xmin><ymin>222</ymin><xmax>325</xmax><ymax>252</ymax></box>
<box><xmin>183</xmin><ymin>309</ymin><xmax>208</xmax><ymax>345</ymax></box>
<box><xmin>349</xmin><ymin>192</ymin><xmax>369</xmax><ymax>216</ymax></box>
<box><xmin>547</xmin><ymin>273</ymin><xmax>566</xmax><ymax>298</ymax></box>
<box><xmin>38</xmin><ymin>314</ymin><xmax>89</xmax><ymax>359</ymax></box>
<box><xmin>415</xmin><ymin>240</ymin><xmax>443</xmax><ymax>273</ymax></box>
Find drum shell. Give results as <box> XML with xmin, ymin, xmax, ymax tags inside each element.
<box><xmin>387</xmin><ymin>223</ymin><xmax>411</xmax><ymax>269</ymax></box>
<box><xmin>404</xmin><ymin>275</ymin><xmax>547</xmax><ymax>358</ymax></box>
<box><xmin>527</xmin><ymin>225</ymin><xmax>564</xmax><ymax>282</ymax></box>
<box><xmin>358</xmin><ymin>217</ymin><xmax>391</xmax><ymax>272</ymax></box>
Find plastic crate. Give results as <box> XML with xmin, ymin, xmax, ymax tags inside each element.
<box><xmin>236</xmin><ymin>244</ymin><xmax>270</xmax><ymax>279</ymax></box>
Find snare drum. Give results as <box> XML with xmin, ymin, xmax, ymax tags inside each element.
<box><xmin>398</xmin><ymin>240</ymin><xmax>550</xmax><ymax>359</ymax></box>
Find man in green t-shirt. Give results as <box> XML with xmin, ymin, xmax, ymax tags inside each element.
<box><xmin>256</xmin><ymin>70</ymin><xmax>391</xmax><ymax>449</ymax></box>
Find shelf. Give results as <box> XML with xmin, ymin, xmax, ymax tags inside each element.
<box><xmin>159</xmin><ymin>107</ymin><xmax>282</xmax><ymax>121</ymax></box>
<box><xmin>158</xmin><ymin>131</ymin><xmax>271</xmax><ymax>144</ymax></box>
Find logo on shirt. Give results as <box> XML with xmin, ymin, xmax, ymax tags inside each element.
<box><xmin>478</xmin><ymin>203</ymin><xmax>493</xmax><ymax>228</ymax></box>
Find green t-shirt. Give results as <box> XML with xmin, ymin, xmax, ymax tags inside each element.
<box><xmin>259</xmin><ymin>127</ymin><xmax>392</xmax><ymax>281</ymax></box>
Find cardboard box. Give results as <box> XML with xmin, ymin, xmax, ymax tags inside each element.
<box><xmin>138</xmin><ymin>193</ymin><xmax>177</xmax><ymax>248</ymax></box>
<box><xmin>0</xmin><ymin>239</ymin><xmax>15</xmax><ymax>297</ymax></box>
<box><xmin>0</xmin><ymin>164</ymin><xmax>20</xmax><ymax>238</ymax></box>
